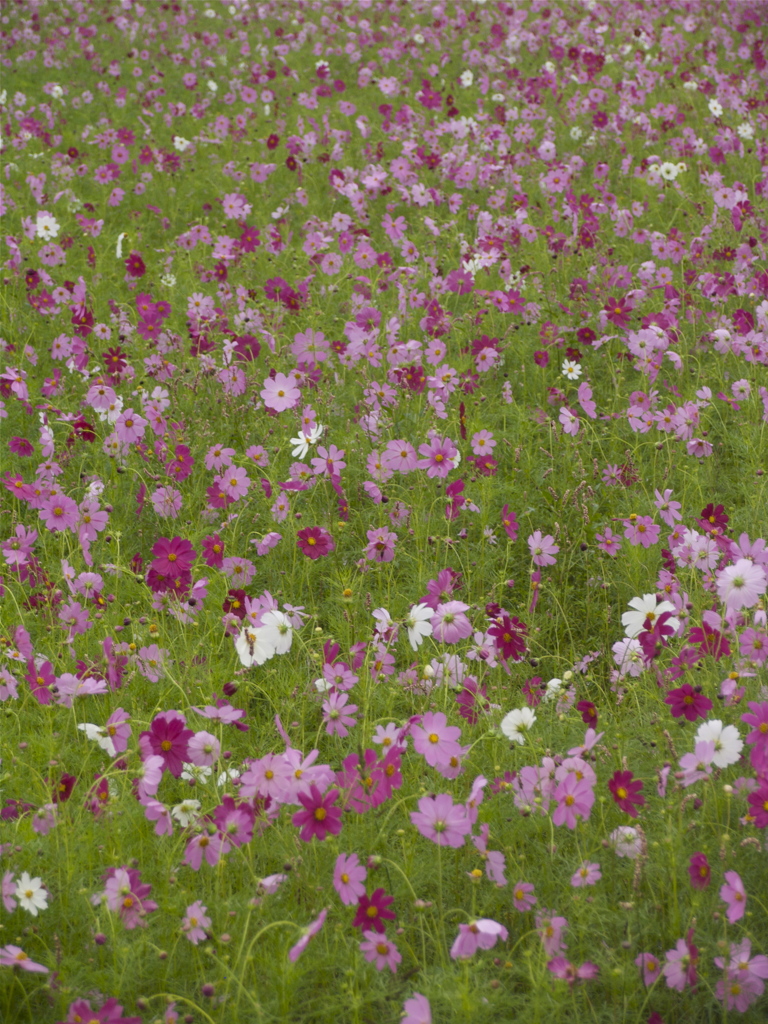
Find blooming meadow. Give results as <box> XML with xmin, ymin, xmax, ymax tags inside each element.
<box><xmin>1</xmin><ymin>0</ymin><xmax>768</xmax><ymax>1022</ymax></box>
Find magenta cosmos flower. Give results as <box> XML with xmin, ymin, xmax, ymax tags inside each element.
<box><xmin>665</xmin><ymin>684</ymin><xmax>713</xmax><ymax>722</ymax></box>
<box><xmin>150</xmin><ymin>536</ymin><xmax>197</xmax><ymax>576</ymax></box>
<box><xmin>528</xmin><ymin>530</ymin><xmax>559</xmax><ymax>566</ymax></box>
<box><xmin>607</xmin><ymin>770</ymin><xmax>645</xmax><ymax>818</ymax></box>
<box><xmin>410</xmin><ymin>793</ymin><xmax>471</xmax><ymax>848</ymax></box>
<box><xmin>688</xmin><ymin>853</ymin><xmax>710</xmax><ymax>890</ymax></box>
<box><xmin>548</xmin><ymin>957</ymin><xmax>599</xmax><ymax>986</ymax></box>
<box><xmin>139</xmin><ymin>712</ymin><xmax>194</xmax><ymax>777</ymax></box>
<box><xmin>297</xmin><ymin>526</ymin><xmax>335</xmax><ymax>559</ymax></box>
<box><xmin>39</xmin><ymin>494</ymin><xmax>79</xmax><ymax>533</ymax></box>
<box><xmin>352</xmin><ymin>889</ymin><xmax>396</xmax><ymax>933</ymax></box>
<box><xmin>291</xmin><ymin>785</ymin><xmax>342</xmax><ymax>842</ymax></box>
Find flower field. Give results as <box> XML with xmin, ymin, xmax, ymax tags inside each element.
<box><xmin>1</xmin><ymin>1</ymin><xmax>768</xmax><ymax>1022</ymax></box>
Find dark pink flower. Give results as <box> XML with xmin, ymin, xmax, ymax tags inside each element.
<box><xmin>291</xmin><ymin>785</ymin><xmax>342</xmax><ymax>842</ymax></box>
<box><xmin>688</xmin><ymin>852</ymin><xmax>711</xmax><ymax>890</ymax></box>
<box><xmin>352</xmin><ymin>888</ymin><xmax>396</xmax><ymax>933</ymax></box>
<box><xmin>140</xmin><ymin>712</ymin><xmax>193</xmax><ymax>777</ymax></box>
<box><xmin>665</xmin><ymin>684</ymin><xmax>712</xmax><ymax>722</ymax></box>
<box><xmin>297</xmin><ymin>526</ymin><xmax>335</xmax><ymax>559</ymax></box>
<box><xmin>608</xmin><ymin>770</ymin><xmax>645</xmax><ymax>818</ymax></box>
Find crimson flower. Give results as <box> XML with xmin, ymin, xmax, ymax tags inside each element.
<box><xmin>500</xmin><ymin>504</ymin><xmax>518</xmax><ymax>541</ymax></box>
<box><xmin>688</xmin><ymin>852</ymin><xmax>711</xmax><ymax>890</ymax></box>
<box><xmin>291</xmin><ymin>785</ymin><xmax>342</xmax><ymax>842</ymax></box>
<box><xmin>607</xmin><ymin>770</ymin><xmax>645</xmax><ymax>818</ymax></box>
<box><xmin>297</xmin><ymin>526</ymin><xmax>335</xmax><ymax>559</ymax></box>
<box><xmin>223</xmin><ymin>588</ymin><xmax>247</xmax><ymax>620</ymax></box>
<box><xmin>576</xmin><ymin>701</ymin><xmax>598</xmax><ymax>729</ymax></box>
<box><xmin>352</xmin><ymin>888</ymin><xmax>396</xmax><ymax>934</ymax></box>
<box><xmin>488</xmin><ymin>614</ymin><xmax>527</xmax><ymax>663</ymax></box>
<box><xmin>665</xmin><ymin>684</ymin><xmax>713</xmax><ymax>722</ymax></box>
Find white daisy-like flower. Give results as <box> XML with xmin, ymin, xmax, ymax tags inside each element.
<box><xmin>235</xmin><ymin>626</ymin><xmax>275</xmax><ymax>668</ymax></box>
<box><xmin>708</xmin><ymin>99</ymin><xmax>723</xmax><ymax>117</ymax></box>
<box><xmin>171</xmin><ymin>799</ymin><xmax>202</xmax><ymax>826</ymax></box>
<box><xmin>542</xmin><ymin>678</ymin><xmax>564</xmax><ymax>702</ymax></box>
<box><xmin>621</xmin><ymin>594</ymin><xmax>680</xmax><ymax>638</ymax></box>
<box><xmin>77</xmin><ymin>722</ymin><xmax>117</xmax><ymax>757</ymax></box>
<box><xmin>694</xmin><ymin>720</ymin><xmax>743</xmax><ymax>768</ymax></box>
<box><xmin>561</xmin><ymin>359</ymin><xmax>583</xmax><ymax>381</ymax></box>
<box><xmin>173</xmin><ymin>136</ymin><xmax>191</xmax><ymax>153</ymax></box>
<box><xmin>459</xmin><ymin>70</ymin><xmax>474</xmax><ymax>88</ymax></box>
<box><xmin>289</xmin><ymin>423</ymin><xmax>323</xmax><ymax>459</ymax></box>
<box><xmin>258</xmin><ymin>610</ymin><xmax>293</xmax><ymax>655</ymax></box>
<box><xmin>15</xmin><ymin>873</ymin><xmax>48</xmax><ymax>917</ymax></box>
<box><xmin>736</xmin><ymin>123</ymin><xmax>754</xmax><ymax>140</ymax></box>
<box><xmin>35</xmin><ymin>211</ymin><xmax>60</xmax><ymax>241</ymax></box>
<box><xmin>659</xmin><ymin>162</ymin><xmax>679</xmax><ymax>181</ymax></box>
<box><xmin>406</xmin><ymin>603</ymin><xmax>433</xmax><ymax>651</ymax></box>
<box><xmin>500</xmin><ymin>707</ymin><xmax>536</xmax><ymax>744</ymax></box>
<box><xmin>181</xmin><ymin>763</ymin><xmax>213</xmax><ymax>784</ymax></box>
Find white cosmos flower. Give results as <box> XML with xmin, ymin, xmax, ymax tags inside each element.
<box><xmin>708</xmin><ymin>99</ymin><xmax>723</xmax><ymax>117</ymax></box>
<box><xmin>173</xmin><ymin>136</ymin><xmax>191</xmax><ymax>153</ymax></box>
<box><xmin>289</xmin><ymin>423</ymin><xmax>323</xmax><ymax>459</ymax></box>
<box><xmin>258</xmin><ymin>610</ymin><xmax>293</xmax><ymax>655</ymax></box>
<box><xmin>181</xmin><ymin>763</ymin><xmax>213</xmax><ymax>784</ymax></box>
<box><xmin>500</xmin><ymin>707</ymin><xmax>536</xmax><ymax>744</ymax></box>
<box><xmin>78</xmin><ymin>721</ymin><xmax>117</xmax><ymax>757</ymax></box>
<box><xmin>694</xmin><ymin>720</ymin><xmax>743</xmax><ymax>768</ymax></box>
<box><xmin>171</xmin><ymin>799</ymin><xmax>201</xmax><ymax>826</ymax></box>
<box><xmin>406</xmin><ymin>603</ymin><xmax>433</xmax><ymax>651</ymax></box>
<box><xmin>621</xmin><ymin>594</ymin><xmax>679</xmax><ymax>638</ymax></box>
<box><xmin>561</xmin><ymin>359</ymin><xmax>582</xmax><ymax>380</ymax></box>
<box><xmin>36</xmin><ymin>211</ymin><xmax>60</xmax><ymax>241</ymax></box>
<box><xmin>235</xmin><ymin>626</ymin><xmax>275</xmax><ymax>667</ymax></box>
<box><xmin>460</xmin><ymin>70</ymin><xmax>474</xmax><ymax>87</ymax></box>
<box><xmin>659</xmin><ymin>162</ymin><xmax>679</xmax><ymax>181</ymax></box>
<box><xmin>15</xmin><ymin>873</ymin><xmax>48</xmax><ymax>916</ymax></box>
<box><xmin>542</xmin><ymin>677</ymin><xmax>563</xmax><ymax>702</ymax></box>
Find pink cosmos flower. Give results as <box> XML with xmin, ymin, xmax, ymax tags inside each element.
<box><xmin>430</xmin><ymin>601</ymin><xmax>472</xmax><ymax>643</ymax></box>
<box><xmin>261</xmin><ymin>372</ymin><xmax>300</xmax><ymax>412</ymax></box>
<box><xmin>417</xmin><ymin>435</ymin><xmax>459</xmax><ymax>478</ymax></box>
<box><xmin>450</xmin><ymin>919</ymin><xmax>508</xmax><ymax>959</ymax></box>
<box><xmin>552</xmin><ymin>773</ymin><xmax>595</xmax><ymax>829</ymax></box>
<box><xmin>570</xmin><ymin>861</ymin><xmax>601</xmax><ymax>887</ymax></box>
<box><xmin>0</xmin><ymin>944</ymin><xmax>48</xmax><ymax>973</ymax></box>
<box><xmin>635</xmin><ymin>952</ymin><xmax>662</xmax><ymax>987</ymax></box>
<box><xmin>115</xmin><ymin>407</ymin><xmax>147</xmax><ymax>443</ymax></box>
<box><xmin>151</xmin><ymin>536</ymin><xmax>197</xmax><ymax>576</ymax></box>
<box><xmin>720</xmin><ymin>871</ymin><xmax>747</xmax><ymax>922</ymax></box>
<box><xmin>364</xmin><ymin>526</ymin><xmax>398</xmax><ymax>562</ymax></box>
<box><xmin>333</xmin><ymin>853</ymin><xmax>367</xmax><ymax>905</ymax></box>
<box><xmin>714</xmin><ymin>938</ymin><xmax>768</xmax><ymax>1013</ymax></box>
<box><xmin>411</xmin><ymin>712</ymin><xmax>463</xmax><ymax>768</ymax></box>
<box><xmin>623</xmin><ymin>515</ymin><xmax>660</xmax><ymax>548</ymax></box>
<box><xmin>536</xmin><ymin>911</ymin><xmax>568</xmax><ymax>956</ymax></box>
<box><xmin>310</xmin><ymin>444</ymin><xmax>346</xmax><ymax>477</ymax></box>
<box><xmin>150</xmin><ymin>486</ymin><xmax>182</xmax><ymax>519</ymax></box>
<box><xmin>663</xmin><ymin>930</ymin><xmax>699</xmax><ymax>992</ymax></box>
<box><xmin>322</xmin><ymin>691</ymin><xmax>358</xmax><ymax>738</ymax></box>
<box><xmin>187</xmin><ymin>731</ymin><xmax>221</xmax><ymax>767</ymax></box>
<box><xmin>289</xmin><ymin>908</ymin><xmax>328</xmax><ymax>962</ymax></box>
<box><xmin>381</xmin><ymin>439</ymin><xmax>417</xmax><ymax>474</ymax></box>
<box><xmin>410</xmin><ymin>793</ymin><xmax>471</xmax><ymax>848</ymax></box>
<box><xmin>360</xmin><ymin>930</ymin><xmax>401</xmax><ymax>972</ymax></box>
<box><xmin>511</xmin><ymin>881</ymin><xmax>537</xmax><ymax>912</ymax></box>
<box><xmin>103</xmin><ymin>866</ymin><xmax>158</xmax><ymax>930</ymax></box>
<box><xmin>39</xmin><ymin>494</ymin><xmax>79</xmax><ymax>533</ymax></box>
<box><xmin>218</xmin><ymin>466</ymin><xmax>251</xmax><ymax>501</ymax></box>
<box><xmin>548</xmin><ymin>957</ymin><xmax>599</xmax><ymax>986</ymax></box>
<box><xmin>402</xmin><ymin>993</ymin><xmax>431</xmax><ymax>1024</ymax></box>
<box><xmin>716</xmin><ymin>559</ymin><xmax>766</xmax><ymax>610</ymax></box>
<box><xmin>182</xmin><ymin>901</ymin><xmax>211</xmax><ymax>945</ymax></box>
<box><xmin>528</xmin><ymin>531</ymin><xmax>559</xmax><ymax>566</ymax></box>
